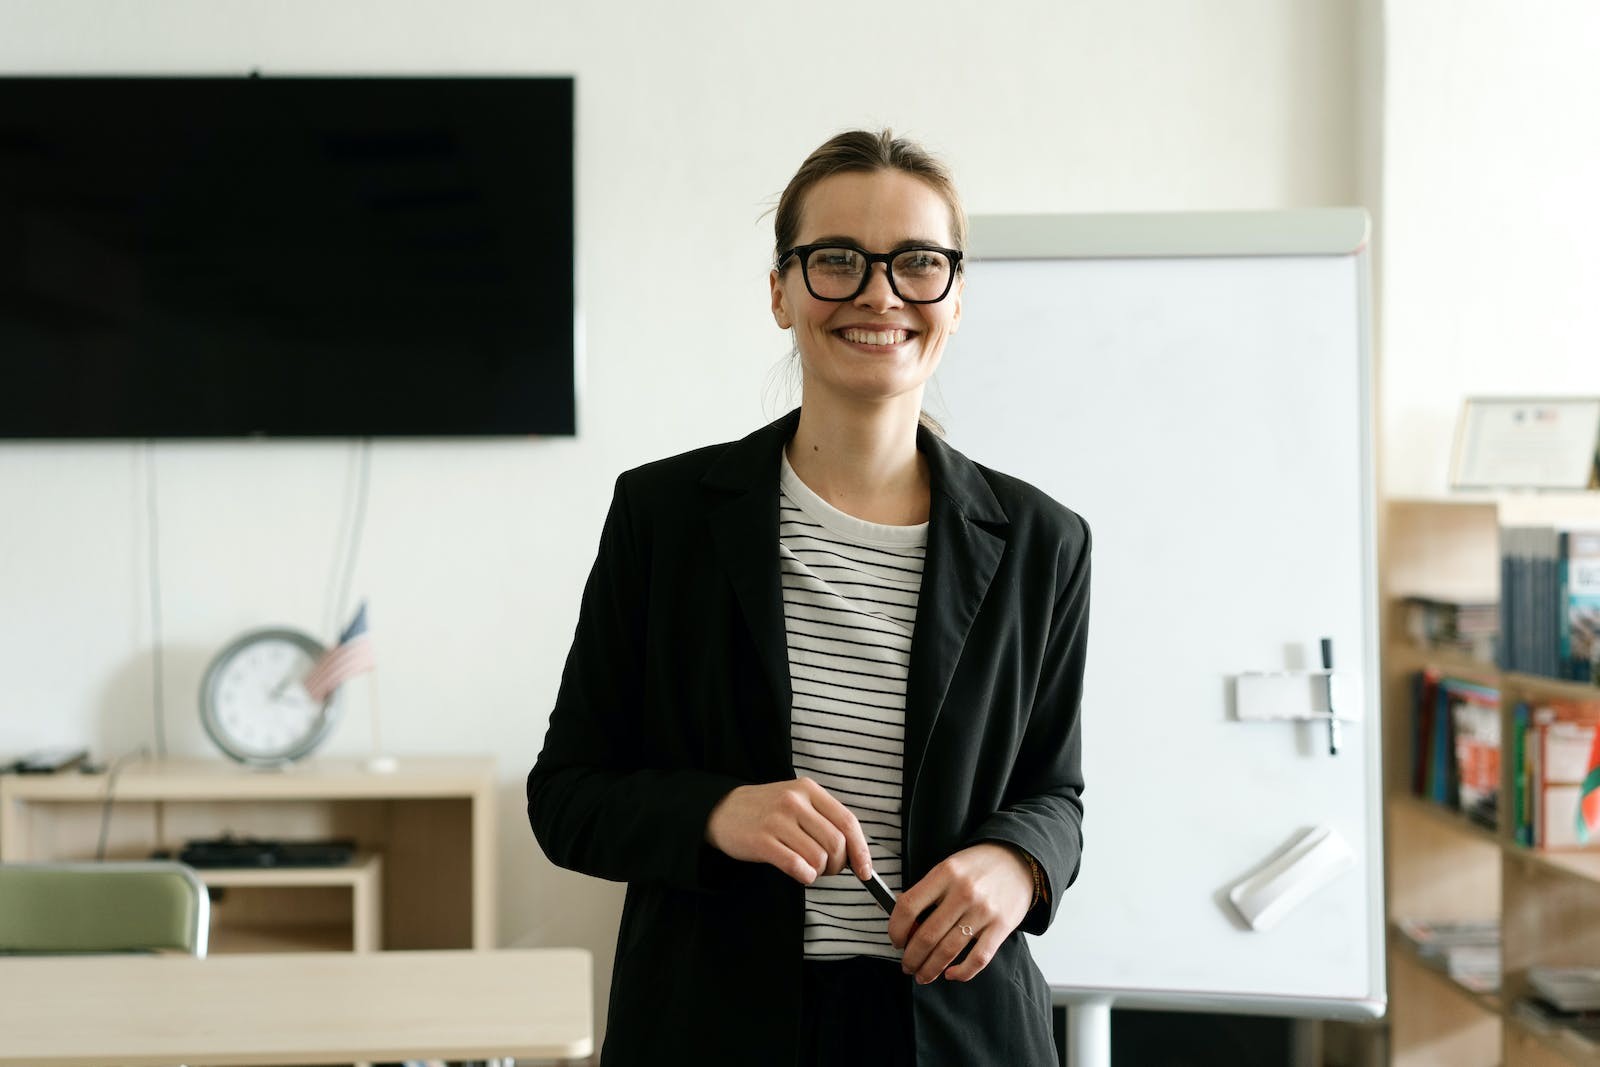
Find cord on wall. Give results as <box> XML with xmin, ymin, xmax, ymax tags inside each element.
<box><xmin>329</xmin><ymin>437</ymin><xmax>373</xmax><ymax>644</ymax></box>
<box><xmin>143</xmin><ymin>441</ymin><xmax>167</xmax><ymax>759</ymax></box>
<box><xmin>323</xmin><ymin>441</ymin><xmax>362</xmax><ymax>641</ymax></box>
<box><xmin>138</xmin><ymin>436</ymin><xmax>373</xmax><ymax>763</ymax></box>
<box><xmin>95</xmin><ymin>745</ymin><xmax>151</xmax><ymax>862</ymax></box>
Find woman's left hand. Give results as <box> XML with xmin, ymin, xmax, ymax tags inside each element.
<box><xmin>888</xmin><ymin>842</ymin><xmax>1034</xmax><ymax>984</ymax></box>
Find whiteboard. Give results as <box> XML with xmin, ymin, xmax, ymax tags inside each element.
<box><xmin>937</xmin><ymin>211</ymin><xmax>1384</xmax><ymax>1020</ymax></box>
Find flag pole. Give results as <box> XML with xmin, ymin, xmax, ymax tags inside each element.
<box><xmin>366</xmin><ymin>667</ymin><xmax>397</xmax><ymax>774</ymax></box>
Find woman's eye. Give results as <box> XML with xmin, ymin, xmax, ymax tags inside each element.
<box><xmin>811</xmin><ymin>250</ymin><xmax>864</xmax><ymax>273</ymax></box>
<box><xmin>898</xmin><ymin>253</ymin><xmax>942</xmax><ymax>274</ymax></box>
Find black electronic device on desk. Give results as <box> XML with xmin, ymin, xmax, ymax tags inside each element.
<box><xmin>6</xmin><ymin>747</ymin><xmax>90</xmax><ymax>774</ymax></box>
<box><xmin>168</xmin><ymin>834</ymin><xmax>356</xmax><ymax>868</ymax></box>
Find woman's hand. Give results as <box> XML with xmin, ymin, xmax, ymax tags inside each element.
<box><xmin>704</xmin><ymin>777</ymin><xmax>875</xmax><ymax>885</ymax></box>
<box><xmin>890</xmin><ymin>842</ymin><xmax>1034</xmax><ymax>984</ymax></box>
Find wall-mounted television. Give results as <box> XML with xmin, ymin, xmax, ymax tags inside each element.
<box><xmin>0</xmin><ymin>75</ymin><xmax>575</xmax><ymax>438</ymax></box>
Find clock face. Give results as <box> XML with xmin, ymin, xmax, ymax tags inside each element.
<box><xmin>200</xmin><ymin>629</ymin><xmax>339</xmax><ymax>766</ymax></box>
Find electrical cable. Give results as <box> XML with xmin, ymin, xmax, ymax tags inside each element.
<box><xmin>95</xmin><ymin>745</ymin><xmax>151</xmax><ymax>862</ymax></box>
<box><xmin>143</xmin><ymin>442</ymin><xmax>167</xmax><ymax>758</ymax></box>
<box><xmin>322</xmin><ymin>441</ymin><xmax>362</xmax><ymax>641</ymax></box>
<box><xmin>331</xmin><ymin>437</ymin><xmax>373</xmax><ymax>636</ymax></box>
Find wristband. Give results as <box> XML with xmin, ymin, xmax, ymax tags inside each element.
<box><xmin>1023</xmin><ymin>851</ymin><xmax>1045</xmax><ymax>909</ymax></box>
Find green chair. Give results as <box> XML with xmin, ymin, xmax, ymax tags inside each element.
<box><xmin>0</xmin><ymin>861</ymin><xmax>210</xmax><ymax>957</ymax></box>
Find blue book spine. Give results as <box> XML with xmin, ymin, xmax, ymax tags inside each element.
<box><xmin>1501</xmin><ymin>535</ymin><xmax>1514</xmax><ymax>670</ymax></box>
<box><xmin>1433</xmin><ymin>682</ymin><xmax>1453</xmax><ymax>806</ymax></box>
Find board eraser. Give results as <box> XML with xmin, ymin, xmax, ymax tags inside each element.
<box><xmin>1228</xmin><ymin>825</ymin><xmax>1354</xmax><ymax>932</ymax></box>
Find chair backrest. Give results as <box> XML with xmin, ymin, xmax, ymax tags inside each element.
<box><xmin>0</xmin><ymin>861</ymin><xmax>210</xmax><ymax>957</ymax></box>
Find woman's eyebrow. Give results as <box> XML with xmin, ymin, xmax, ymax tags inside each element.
<box><xmin>806</xmin><ymin>234</ymin><xmax>946</xmax><ymax>250</ymax></box>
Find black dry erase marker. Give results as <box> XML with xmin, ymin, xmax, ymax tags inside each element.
<box><xmin>863</xmin><ymin>869</ymin><xmax>896</xmax><ymax>914</ymax></box>
<box><xmin>1322</xmin><ymin>636</ymin><xmax>1340</xmax><ymax>756</ymax></box>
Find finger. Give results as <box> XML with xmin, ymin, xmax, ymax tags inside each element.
<box><xmin>915</xmin><ymin>918</ymin><xmax>982</xmax><ymax>985</ymax></box>
<box><xmin>888</xmin><ymin>882</ymin><xmax>936</xmax><ymax>951</ymax></box>
<box><xmin>773</xmin><ymin>822</ymin><xmax>830</xmax><ymax>884</ymax></box>
<box><xmin>773</xmin><ymin>844</ymin><xmax>821</xmax><ymax>885</ymax></box>
<box><xmin>942</xmin><ymin>924</ymin><xmax>1004</xmax><ymax>983</ymax></box>
<box><xmin>805</xmin><ymin>780</ymin><xmax>874</xmax><ymax>879</ymax></box>
<box><xmin>902</xmin><ymin>900</ymin><xmax>961</xmax><ymax>979</ymax></box>
<box><xmin>793</xmin><ymin>805</ymin><xmax>849</xmax><ymax>878</ymax></box>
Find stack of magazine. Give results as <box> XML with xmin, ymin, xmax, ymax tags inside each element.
<box><xmin>1405</xmin><ymin>594</ymin><xmax>1499</xmax><ymax>664</ymax></box>
<box><xmin>1514</xmin><ymin>966</ymin><xmax>1600</xmax><ymax>1045</ymax></box>
<box><xmin>1396</xmin><ymin>917</ymin><xmax>1501</xmax><ymax>993</ymax></box>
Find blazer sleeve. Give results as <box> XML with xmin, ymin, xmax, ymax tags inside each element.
<box><xmin>964</xmin><ymin>516</ymin><xmax>1092</xmax><ymax>936</ymax></box>
<box><xmin>526</xmin><ymin>472</ymin><xmax>748</xmax><ymax>892</ymax></box>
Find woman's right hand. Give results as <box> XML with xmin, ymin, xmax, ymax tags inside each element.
<box><xmin>705</xmin><ymin>777</ymin><xmax>875</xmax><ymax>885</ymax></box>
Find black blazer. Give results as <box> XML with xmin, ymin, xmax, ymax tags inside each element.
<box><xmin>527</xmin><ymin>407</ymin><xmax>1092</xmax><ymax>1067</ymax></box>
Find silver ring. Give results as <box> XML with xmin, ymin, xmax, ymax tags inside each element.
<box><xmin>960</xmin><ymin>924</ymin><xmax>974</xmax><ymax>937</ymax></box>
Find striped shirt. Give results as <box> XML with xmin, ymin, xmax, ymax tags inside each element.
<box><xmin>778</xmin><ymin>446</ymin><xmax>928</xmax><ymax>962</ymax></box>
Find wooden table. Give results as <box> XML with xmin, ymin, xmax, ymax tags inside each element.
<box><xmin>0</xmin><ymin>948</ymin><xmax>592</xmax><ymax>1066</ymax></box>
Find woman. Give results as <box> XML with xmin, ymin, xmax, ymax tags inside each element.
<box><xmin>527</xmin><ymin>129</ymin><xmax>1091</xmax><ymax>1067</ymax></box>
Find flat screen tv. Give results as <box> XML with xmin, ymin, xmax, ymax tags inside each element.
<box><xmin>0</xmin><ymin>75</ymin><xmax>575</xmax><ymax>438</ymax></box>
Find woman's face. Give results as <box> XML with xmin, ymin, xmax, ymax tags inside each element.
<box><xmin>770</xmin><ymin>169</ymin><xmax>963</xmax><ymax>411</ymax></box>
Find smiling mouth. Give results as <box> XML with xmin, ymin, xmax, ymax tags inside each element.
<box><xmin>836</xmin><ymin>327</ymin><xmax>913</xmax><ymax>347</ymax></box>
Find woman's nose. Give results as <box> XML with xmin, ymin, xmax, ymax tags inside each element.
<box><xmin>855</xmin><ymin>263</ymin><xmax>902</xmax><ymax>310</ymax></box>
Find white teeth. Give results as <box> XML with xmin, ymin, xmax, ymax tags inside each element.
<box><xmin>840</xmin><ymin>328</ymin><xmax>908</xmax><ymax>346</ymax></box>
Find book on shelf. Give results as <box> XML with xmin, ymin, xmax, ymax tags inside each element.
<box><xmin>1412</xmin><ymin>669</ymin><xmax>1501</xmax><ymax>826</ymax></box>
<box><xmin>1512</xmin><ymin>698</ymin><xmax>1600</xmax><ymax>848</ymax></box>
<box><xmin>1404</xmin><ymin>594</ymin><xmax>1498</xmax><ymax>664</ymax></box>
<box><xmin>1500</xmin><ymin>524</ymin><xmax>1600</xmax><ymax>684</ymax></box>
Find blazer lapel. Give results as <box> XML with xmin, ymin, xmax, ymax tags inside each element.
<box><xmin>703</xmin><ymin>410</ymin><xmax>804</xmax><ymax>774</ymax></box>
<box><xmin>902</xmin><ymin>424</ymin><xmax>1007</xmax><ymax>851</ymax></box>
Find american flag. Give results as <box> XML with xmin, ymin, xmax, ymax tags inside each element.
<box><xmin>303</xmin><ymin>602</ymin><xmax>376</xmax><ymax>704</ymax></box>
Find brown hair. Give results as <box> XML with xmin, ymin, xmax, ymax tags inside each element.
<box><xmin>774</xmin><ymin>129</ymin><xmax>968</xmax><ymax>263</ymax></box>
<box><xmin>773</xmin><ymin>129</ymin><xmax>966</xmax><ymax>439</ymax></box>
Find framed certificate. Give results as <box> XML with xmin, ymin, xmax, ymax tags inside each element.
<box><xmin>1450</xmin><ymin>397</ymin><xmax>1600</xmax><ymax>490</ymax></box>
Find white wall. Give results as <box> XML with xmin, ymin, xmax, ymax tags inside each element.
<box><xmin>1382</xmin><ymin>1</ymin><xmax>1600</xmax><ymax>497</ymax></box>
<box><xmin>0</xmin><ymin>0</ymin><xmax>1360</xmax><ymax>1050</ymax></box>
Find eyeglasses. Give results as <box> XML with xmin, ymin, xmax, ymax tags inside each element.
<box><xmin>776</xmin><ymin>243</ymin><xmax>964</xmax><ymax>304</ymax></box>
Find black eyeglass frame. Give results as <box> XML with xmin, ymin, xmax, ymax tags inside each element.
<box><xmin>775</xmin><ymin>243</ymin><xmax>965</xmax><ymax>304</ymax></box>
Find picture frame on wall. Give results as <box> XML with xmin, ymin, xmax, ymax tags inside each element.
<box><xmin>1450</xmin><ymin>397</ymin><xmax>1600</xmax><ymax>491</ymax></box>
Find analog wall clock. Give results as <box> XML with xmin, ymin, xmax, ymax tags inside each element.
<box><xmin>198</xmin><ymin>628</ymin><xmax>341</xmax><ymax>767</ymax></box>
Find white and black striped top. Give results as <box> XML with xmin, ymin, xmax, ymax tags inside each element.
<box><xmin>778</xmin><ymin>446</ymin><xmax>928</xmax><ymax>962</ymax></box>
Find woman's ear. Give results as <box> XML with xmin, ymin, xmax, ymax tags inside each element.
<box><xmin>770</xmin><ymin>269</ymin><xmax>792</xmax><ymax>330</ymax></box>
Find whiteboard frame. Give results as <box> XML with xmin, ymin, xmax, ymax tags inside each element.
<box><xmin>967</xmin><ymin>210</ymin><xmax>1385</xmax><ymax>1022</ymax></box>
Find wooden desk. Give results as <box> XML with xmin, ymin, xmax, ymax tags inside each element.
<box><xmin>0</xmin><ymin>948</ymin><xmax>592</xmax><ymax>1066</ymax></box>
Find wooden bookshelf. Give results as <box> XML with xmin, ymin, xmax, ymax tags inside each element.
<box><xmin>1384</xmin><ymin>494</ymin><xmax>1600</xmax><ymax>1066</ymax></box>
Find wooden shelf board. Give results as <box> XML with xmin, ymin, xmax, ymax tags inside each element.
<box><xmin>1386</xmin><ymin>492</ymin><xmax>1600</xmax><ymax>525</ymax></box>
<box><xmin>1507</xmin><ymin>1008</ymin><xmax>1600</xmax><ymax>1066</ymax></box>
<box><xmin>1392</xmin><ymin>794</ymin><xmax>1600</xmax><ymax>887</ymax></box>
<box><xmin>1390</xmin><ymin>935</ymin><xmax>1502</xmax><ymax>1014</ymax></box>
<box><xmin>195</xmin><ymin>852</ymin><xmax>381</xmax><ymax>888</ymax></box>
<box><xmin>1503</xmin><ymin>672</ymin><xmax>1600</xmax><ymax>703</ymax></box>
<box><xmin>1389</xmin><ymin>642</ymin><xmax>1600</xmax><ymax>698</ymax></box>
<box><xmin>0</xmin><ymin>756</ymin><xmax>495</xmax><ymax>802</ymax></box>
<box><xmin>1510</xmin><ymin>847</ymin><xmax>1600</xmax><ymax>885</ymax></box>
<box><xmin>1393</xmin><ymin>794</ymin><xmax>1504</xmax><ymax>849</ymax></box>
<box><xmin>1389</xmin><ymin>641</ymin><xmax>1500</xmax><ymax>678</ymax></box>
<box><xmin>209</xmin><ymin>923</ymin><xmax>352</xmax><ymax>954</ymax></box>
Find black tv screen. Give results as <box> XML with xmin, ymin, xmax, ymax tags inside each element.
<box><xmin>0</xmin><ymin>76</ymin><xmax>575</xmax><ymax>438</ymax></box>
